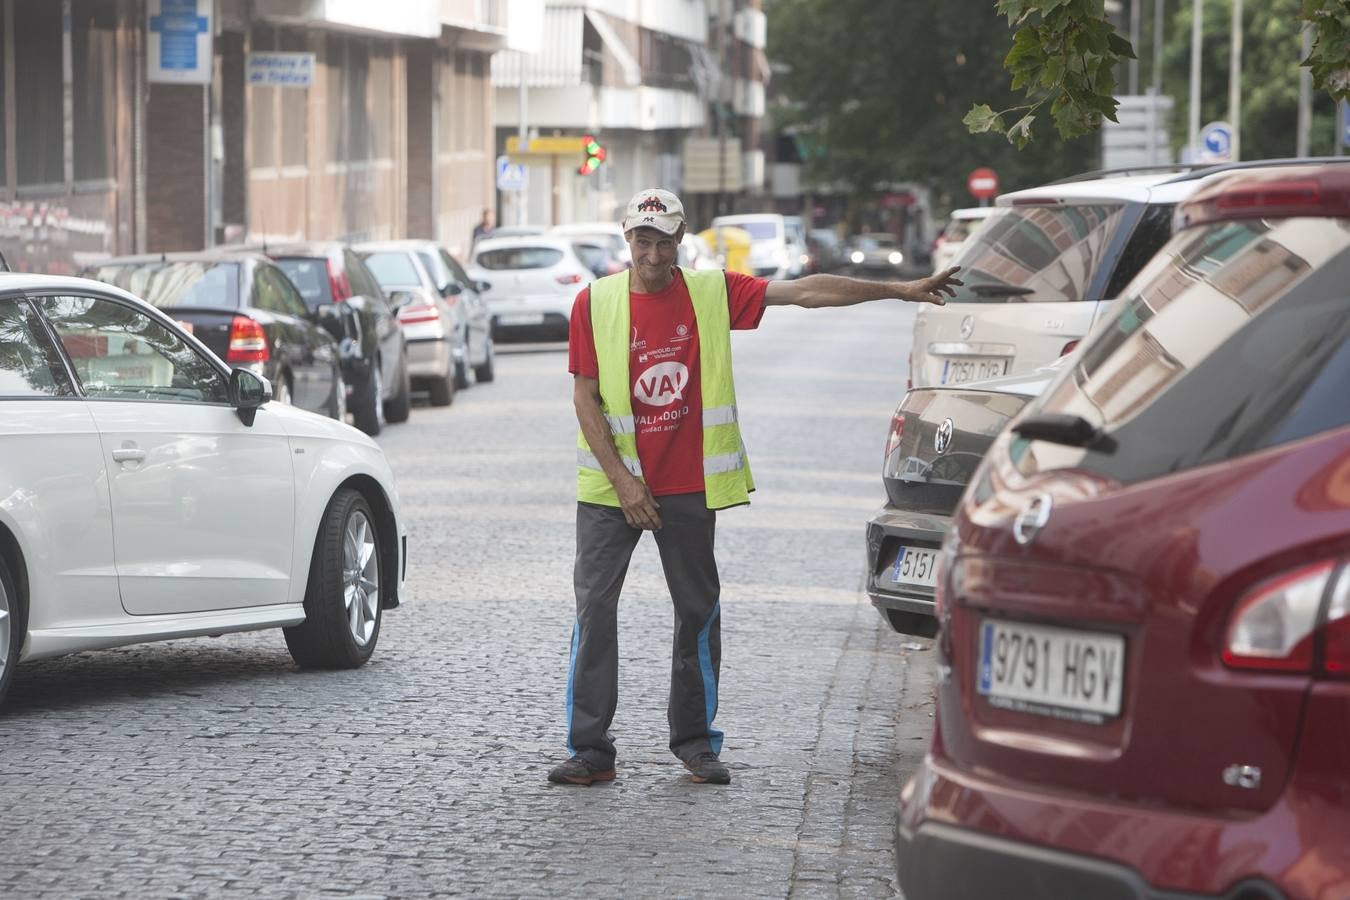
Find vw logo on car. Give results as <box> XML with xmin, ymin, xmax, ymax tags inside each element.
<box><xmin>934</xmin><ymin>418</ymin><xmax>954</xmax><ymax>455</ymax></box>
<box><xmin>1012</xmin><ymin>492</ymin><xmax>1053</xmax><ymax>545</ymax></box>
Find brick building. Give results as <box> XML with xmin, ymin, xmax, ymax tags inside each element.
<box><xmin>0</xmin><ymin>0</ymin><xmax>508</xmax><ymax>275</ymax></box>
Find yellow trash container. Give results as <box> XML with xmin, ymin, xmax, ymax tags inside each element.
<box><xmin>698</xmin><ymin>226</ymin><xmax>753</xmax><ymax>275</ymax></box>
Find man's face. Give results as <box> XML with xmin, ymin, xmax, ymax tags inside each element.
<box><xmin>626</xmin><ymin>226</ymin><xmax>684</xmax><ymax>280</ymax></box>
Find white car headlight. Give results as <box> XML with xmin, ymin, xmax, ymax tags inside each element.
<box><xmin>850</xmin><ymin>250</ymin><xmax>864</xmax><ymax>265</ymax></box>
<box><xmin>888</xmin><ymin>251</ymin><xmax>904</xmax><ymax>265</ymax></box>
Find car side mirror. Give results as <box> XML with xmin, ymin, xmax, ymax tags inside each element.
<box><xmin>475</xmin><ymin>279</ymin><xmax>491</xmax><ymax>293</ymax></box>
<box><xmin>442</xmin><ymin>282</ymin><xmax>463</xmax><ymax>297</ymax></box>
<box><xmin>387</xmin><ymin>290</ymin><xmax>416</xmax><ymax>309</ymax></box>
<box><xmin>313</xmin><ymin>302</ymin><xmax>350</xmax><ymax>342</ymax></box>
<box><xmin>229</xmin><ymin>367</ymin><xmax>273</xmax><ymax>427</ymax></box>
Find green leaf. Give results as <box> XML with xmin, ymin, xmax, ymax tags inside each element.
<box><xmin>1008</xmin><ymin>113</ymin><xmax>1036</xmax><ymax>147</ymax></box>
<box><xmin>1106</xmin><ymin>31</ymin><xmax>1136</xmax><ymax>59</ymax></box>
<box><xmin>963</xmin><ymin>104</ymin><xmax>1005</xmax><ymax>134</ymax></box>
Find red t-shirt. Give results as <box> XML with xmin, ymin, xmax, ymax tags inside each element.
<box><xmin>568</xmin><ymin>269</ymin><xmax>768</xmax><ymax>496</ymax></box>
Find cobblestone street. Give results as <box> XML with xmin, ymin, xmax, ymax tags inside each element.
<box><xmin>2</xmin><ymin>299</ymin><xmax>937</xmax><ymax>898</ymax></box>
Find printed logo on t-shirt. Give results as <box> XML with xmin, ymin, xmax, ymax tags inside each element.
<box><xmin>634</xmin><ymin>361</ymin><xmax>688</xmax><ymax>407</ymax></box>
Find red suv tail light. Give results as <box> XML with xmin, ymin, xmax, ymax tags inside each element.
<box><xmin>1222</xmin><ymin>561</ymin><xmax>1350</xmax><ymax>676</ymax></box>
<box><xmin>883</xmin><ymin>412</ymin><xmax>906</xmax><ymax>462</ymax></box>
<box><xmin>226</xmin><ymin>316</ymin><xmax>269</xmax><ymax>363</ymax></box>
<box><xmin>327</xmin><ymin>262</ymin><xmax>351</xmax><ymax>303</ymax></box>
<box><xmin>1059</xmin><ymin>339</ymin><xmax>1080</xmax><ymax>357</ymax></box>
<box><xmin>556</xmin><ymin>273</ymin><xmax>584</xmax><ymax>285</ymax></box>
<box><xmin>397</xmin><ymin>303</ymin><xmax>441</xmax><ymax>325</ymax></box>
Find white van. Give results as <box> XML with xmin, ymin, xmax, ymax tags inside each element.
<box><xmin>710</xmin><ymin>213</ymin><xmax>806</xmax><ymax>280</ymax></box>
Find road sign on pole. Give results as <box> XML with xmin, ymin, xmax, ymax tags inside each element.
<box><xmin>967</xmin><ymin>168</ymin><xmax>999</xmax><ymax>201</ymax></box>
<box><xmin>1198</xmin><ymin>121</ymin><xmax>1233</xmax><ymax>163</ymax></box>
<box><xmin>496</xmin><ymin>155</ymin><xmax>528</xmax><ymax>192</ymax></box>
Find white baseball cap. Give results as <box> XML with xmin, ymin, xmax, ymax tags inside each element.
<box><xmin>622</xmin><ymin>188</ymin><xmax>686</xmax><ymax>236</ymax></box>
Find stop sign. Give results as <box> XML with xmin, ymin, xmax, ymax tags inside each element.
<box><xmin>967</xmin><ymin>167</ymin><xmax>999</xmax><ymax>200</ymax></box>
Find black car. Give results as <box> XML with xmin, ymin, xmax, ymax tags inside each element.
<box><xmin>85</xmin><ymin>252</ymin><xmax>345</xmax><ymax>420</ymax></box>
<box><xmin>267</xmin><ymin>242</ymin><xmax>411</xmax><ymax>435</ymax></box>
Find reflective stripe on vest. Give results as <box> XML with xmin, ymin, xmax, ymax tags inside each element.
<box><xmin>576</xmin><ymin>267</ymin><xmax>753</xmax><ymax>510</ymax></box>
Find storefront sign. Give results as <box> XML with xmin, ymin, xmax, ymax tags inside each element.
<box><xmin>247</xmin><ymin>53</ymin><xmax>316</xmax><ymax>88</ymax></box>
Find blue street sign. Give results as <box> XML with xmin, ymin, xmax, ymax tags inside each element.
<box><xmin>147</xmin><ymin>0</ymin><xmax>211</xmax><ymax>84</ymax></box>
<box><xmin>1198</xmin><ymin>121</ymin><xmax>1233</xmax><ymax>163</ymax></box>
<box><xmin>496</xmin><ymin>155</ymin><xmax>528</xmax><ymax>192</ymax></box>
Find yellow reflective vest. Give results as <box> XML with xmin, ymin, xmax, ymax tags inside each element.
<box><xmin>577</xmin><ymin>267</ymin><xmax>754</xmax><ymax>510</ymax></box>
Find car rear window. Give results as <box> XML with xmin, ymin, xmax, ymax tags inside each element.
<box><xmin>946</xmin><ymin>204</ymin><xmax>1126</xmax><ymax>303</ymax></box>
<box><xmin>1012</xmin><ymin>216</ymin><xmax>1350</xmax><ymax>485</ymax></box>
<box><xmin>733</xmin><ymin>221</ymin><xmax>780</xmax><ymax>241</ymax></box>
<box><xmin>272</xmin><ymin>257</ymin><xmax>333</xmax><ymax>309</ymax></box>
<box><xmin>89</xmin><ymin>261</ymin><xmax>240</xmax><ymax>310</ymax></box>
<box><xmin>475</xmin><ymin>246</ymin><xmax>564</xmax><ymax>270</ymax></box>
<box><xmin>362</xmin><ymin>252</ymin><xmax>421</xmax><ymax>288</ymax></box>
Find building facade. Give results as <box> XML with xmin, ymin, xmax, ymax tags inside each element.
<box><xmin>0</xmin><ymin>0</ymin><xmax>507</xmax><ymax>275</ymax></box>
<box><xmin>490</xmin><ymin>0</ymin><xmax>767</xmax><ymax>231</ymax></box>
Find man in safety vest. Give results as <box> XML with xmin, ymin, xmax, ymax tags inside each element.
<box><xmin>549</xmin><ymin>188</ymin><xmax>961</xmax><ymax>786</ymax></box>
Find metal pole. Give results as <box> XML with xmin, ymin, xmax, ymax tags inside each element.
<box><xmin>1297</xmin><ymin>24</ymin><xmax>1312</xmax><ymax>157</ymax></box>
<box><xmin>1149</xmin><ymin>0</ymin><xmax>1164</xmax><ymax>163</ymax></box>
<box><xmin>1129</xmin><ymin>0</ymin><xmax>1141</xmax><ymax>95</ymax></box>
<box><xmin>517</xmin><ymin>65</ymin><xmax>528</xmax><ymax>226</ymax></box>
<box><xmin>1188</xmin><ymin>0</ymin><xmax>1202</xmax><ymax>159</ymax></box>
<box><xmin>1340</xmin><ymin>100</ymin><xmax>1347</xmax><ymax>157</ymax></box>
<box><xmin>1228</xmin><ymin>0</ymin><xmax>1241</xmax><ymax>162</ymax></box>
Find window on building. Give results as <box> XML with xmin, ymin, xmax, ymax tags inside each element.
<box><xmin>250</xmin><ymin>27</ymin><xmax>279</xmax><ymax>169</ymax></box>
<box><xmin>15</xmin><ymin>0</ymin><xmax>64</xmax><ymax>187</ymax></box>
<box><xmin>72</xmin><ymin>0</ymin><xmax>117</xmax><ymax>182</ymax></box>
<box><xmin>345</xmin><ymin>39</ymin><xmax>370</xmax><ymax>162</ymax></box>
<box><xmin>278</xmin><ymin>29</ymin><xmax>308</xmax><ymax>167</ymax></box>
<box><xmin>369</xmin><ymin>46</ymin><xmax>392</xmax><ymax>160</ymax></box>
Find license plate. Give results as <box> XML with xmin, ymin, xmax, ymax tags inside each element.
<box><xmin>498</xmin><ymin>312</ymin><xmax>544</xmax><ymax>326</ymax></box>
<box><xmin>941</xmin><ymin>356</ymin><xmax>1008</xmax><ymax>385</ymax></box>
<box><xmin>977</xmin><ymin>619</ymin><xmax>1125</xmax><ymax>723</ymax></box>
<box><xmin>889</xmin><ymin>544</ymin><xmax>939</xmax><ymax>588</ymax></box>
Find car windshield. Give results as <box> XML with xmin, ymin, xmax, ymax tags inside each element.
<box><xmin>272</xmin><ymin>257</ymin><xmax>332</xmax><ymax>310</ymax></box>
<box><xmin>855</xmin><ymin>235</ymin><xmax>897</xmax><ymax>250</ymax></box>
<box><xmin>89</xmin><ymin>261</ymin><xmax>240</xmax><ymax>310</ymax></box>
<box><xmin>1011</xmin><ymin>216</ymin><xmax>1350</xmax><ymax>485</ymax></box>
<box><xmin>475</xmin><ymin>246</ymin><xmax>565</xmax><ymax>270</ymax></box>
<box><xmin>362</xmin><ymin>252</ymin><xmax>422</xmax><ymax>289</ymax></box>
<box><xmin>734</xmin><ymin>221</ymin><xmax>780</xmax><ymax>241</ymax></box>
<box><xmin>942</xmin><ymin>220</ymin><xmax>977</xmax><ymax>242</ymax></box>
<box><xmin>946</xmin><ymin>204</ymin><xmax>1126</xmax><ymax>303</ymax></box>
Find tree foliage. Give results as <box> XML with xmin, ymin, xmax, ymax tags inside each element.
<box><xmin>765</xmin><ymin>0</ymin><xmax>1097</xmax><ymax>208</ymax></box>
<box><xmin>972</xmin><ymin>0</ymin><xmax>1350</xmax><ymax>146</ymax></box>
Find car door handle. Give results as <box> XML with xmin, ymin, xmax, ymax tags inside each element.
<box><xmin>112</xmin><ymin>447</ymin><xmax>146</xmax><ymax>463</ymax></box>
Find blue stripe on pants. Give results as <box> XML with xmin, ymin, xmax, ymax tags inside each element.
<box><xmin>697</xmin><ymin>601</ymin><xmax>724</xmax><ymax>756</ymax></box>
<box><xmin>565</xmin><ymin>618</ymin><xmax>580</xmax><ymax>755</ymax></box>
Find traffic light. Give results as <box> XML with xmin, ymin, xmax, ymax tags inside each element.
<box><xmin>578</xmin><ymin>135</ymin><xmax>606</xmax><ymax>175</ymax></box>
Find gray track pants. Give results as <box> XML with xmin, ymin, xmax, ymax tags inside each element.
<box><xmin>566</xmin><ymin>493</ymin><xmax>723</xmax><ymax>769</ymax></box>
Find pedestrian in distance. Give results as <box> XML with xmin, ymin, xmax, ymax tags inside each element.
<box><xmin>549</xmin><ymin>188</ymin><xmax>962</xmax><ymax>787</ymax></box>
<box><xmin>471</xmin><ymin>208</ymin><xmax>493</xmax><ymax>248</ymax></box>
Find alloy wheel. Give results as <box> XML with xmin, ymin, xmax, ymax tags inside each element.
<box><xmin>0</xmin><ymin>574</ymin><xmax>9</xmax><ymax>674</ymax></box>
<box><xmin>342</xmin><ymin>510</ymin><xmax>379</xmax><ymax>647</ymax></box>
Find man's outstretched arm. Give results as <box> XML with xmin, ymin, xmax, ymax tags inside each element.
<box><xmin>763</xmin><ymin>267</ymin><xmax>963</xmax><ymax>308</ymax></box>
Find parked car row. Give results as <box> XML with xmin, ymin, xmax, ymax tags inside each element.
<box><xmin>83</xmin><ymin>237</ymin><xmax>499</xmax><ymax>437</ymax></box>
<box><xmin>872</xmin><ymin>158</ymin><xmax>1350</xmax><ymax>899</ymax></box>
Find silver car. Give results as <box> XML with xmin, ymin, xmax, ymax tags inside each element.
<box><xmin>356</xmin><ymin>240</ymin><xmax>495</xmax><ymax>401</ymax></box>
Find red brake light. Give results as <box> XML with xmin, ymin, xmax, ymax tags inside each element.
<box><xmin>226</xmin><ymin>316</ymin><xmax>269</xmax><ymax>363</ymax></box>
<box><xmin>556</xmin><ymin>273</ymin><xmax>584</xmax><ymax>285</ymax></box>
<box><xmin>1059</xmin><ymin>339</ymin><xmax>1080</xmax><ymax>357</ymax></box>
<box><xmin>397</xmin><ymin>303</ymin><xmax>440</xmax><ymax>325</ymax></box>
<box><xmin>1177</xmin><ymin>168</ymin><xmax>1350</xmax><ymax>230</ymax></box>
<box><xmin>327</xmin><ymin>261</ymin><xmax>351</xmax><ymax>303</ymax></box>
<box><xmin>1222</xmin><ymin>561</ymin><xmax>1334</xmax><ymax>673</ymax></box>
<box><xmin>884</xmin><ymin>412</ymin><xmax>906</xmax><ymax>461</ymax></box>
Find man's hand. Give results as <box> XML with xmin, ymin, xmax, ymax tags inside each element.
<box><xmin>899</xmin><ymin>267</ymin><xmax>963</xmax><ymax>306</ymax></box>
<box><xmin>615</xmin><ymin>474</ymin><xmax>662</xmax><ymax>530</ymax></box>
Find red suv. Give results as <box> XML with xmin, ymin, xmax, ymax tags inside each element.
<box><xmin>897</xmin><ymin>162</ymin><xmax>1350</xmax><ymax>900</ymax></box>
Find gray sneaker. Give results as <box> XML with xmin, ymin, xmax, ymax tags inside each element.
<box><xmin>683</xmin><ymin>751</ymin><xmax>731</xmax><ymax>785</ymax></box>
<box><xmin>547</xmin><ymin>756</ymin><xmax>616</xmax><ymax>786</ymax></box>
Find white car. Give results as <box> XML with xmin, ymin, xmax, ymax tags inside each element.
<box><xmin>710</xmin><ymin>213</ymin><xmax>805</xmax><ymax>279</ymax></box>
<box><xmin>909</xmin><ymin>163</ymin><xmax>1274</xmax><ymax>389</ymax></box>
<box><xmin>0</xmin><ymin>274</ymin><xmax>407</xmax><ymax>707</ymax></box>
<box><xmin>356</xmin><ymin>240</ymin><xmax>495</xmax><ymax>396</ymax></box>
<box><xmin>678</xmin><ymin>232</ymin><xmax>721</xmax><ymax>270</ymax></box>
<box><xmin>548</xmin><ymin>222</ymin><xmax>632</xmax><ymax>268</ymax></box>
<box><xmin>467</xmin><ymin>235</ymin><xmax>595</xmax><ymax>342</ymax></box>
<box><xmin>930</xmin><ymin>206</ymin><xmax>996</xmax><ymax>274</ymax></box>
<box><xmin>848</xmin><ymin>233</ymin><xmax>905</xmax><ymax>270</ymax></box>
